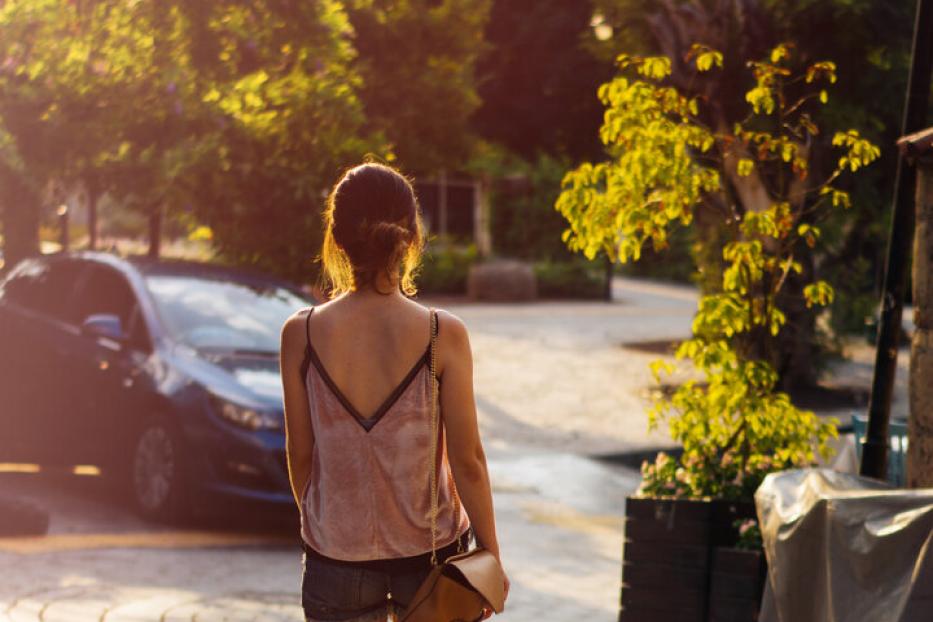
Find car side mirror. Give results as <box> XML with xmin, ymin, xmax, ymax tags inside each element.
<box><xmin>81</xmin><ymin>313</ymin><xmax>125</xmax><ymax>342</ymax></box>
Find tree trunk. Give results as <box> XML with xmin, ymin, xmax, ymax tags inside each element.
<box><xmin>775</xmin><ymin>257</ymin><xmax>819</xmax><ymax>392</ymax></box>
<box><xmin>717</xmin><ymin>120</ymin><xmax>821</xmax><ymax>390</ymax></box>
<box><xmin>0</xmin><ymin>167</ymin><xmax>40</xmax><ymax>275</ymax></box>
<box><xmin>86</xmin><ymin>178</ymin><xmax>99</xmax><ymax>250</ymax></box>
<box><xmin>909</xmin><ymin>158</ymin><xmax>933</xmax><ymax>487</ymax></box>
<box><xmin>604</xmin><ymin>255</ymin><xmax>614</xmax><ymax>301</ymax></box>
<box><xmin>148</xmin><ymin>201</ymin><xmax>162</xmax><ymax>259</ymax></box>
<box><xmin>59</xmin><ymin>205</ymin><xmax>69</xmax><ymax>251</ymax></box>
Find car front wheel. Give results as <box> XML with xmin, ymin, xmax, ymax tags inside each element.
<box><xmin>130</xmin><ymin>420</ymin><xmax>189</xmax><ymax>523</ymax></box>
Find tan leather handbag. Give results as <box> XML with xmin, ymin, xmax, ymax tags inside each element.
<box><xmin>399</xmin><ymin>309</ymin><xmax>506</xmax><ymax>622</ymax></box>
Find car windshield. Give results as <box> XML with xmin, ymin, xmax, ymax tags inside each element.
<box><xmin>145</xmin><ymin>274</ymin><xmax>312</xmax><ymax>352</ymax></box>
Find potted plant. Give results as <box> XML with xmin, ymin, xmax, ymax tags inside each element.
<box><xmin>706</xmin><ymin>518</ymin><xmax>768</xmax><ymax>621</ymax></box>
<box><xmin>556</xmin><ymin>41</ymin><xmax>880</xmax><ymax>622</ymax></box>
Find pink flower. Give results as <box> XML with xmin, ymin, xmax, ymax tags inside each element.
<box><xmin>739</xmin><ymin>519</ymin><xmax>757</xmax><ymax>536</ymax></box>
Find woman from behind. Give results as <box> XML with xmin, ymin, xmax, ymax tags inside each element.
<box><xmin>279</xmin><ymin>162</ymin><xmax>509</xmax><ymax>622</ymax></box>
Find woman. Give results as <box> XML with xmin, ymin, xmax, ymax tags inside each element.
<box><xmin>279</xmin><ymin>162</ymin><xmax>509</xmax><ymax>622</ymax></box>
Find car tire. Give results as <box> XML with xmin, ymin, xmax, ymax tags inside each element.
<box><xmin>129</xmin><ymin>418</ymin><xmax>190</xmax><ymax>523</ymax></box>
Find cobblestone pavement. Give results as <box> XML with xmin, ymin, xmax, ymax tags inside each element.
<box><xmin>0</xmin><ymin>277</ymin><xmax>901</xmax><ymax>621</ymax></box>
<box><xmin>0</xmin><ymin>450</ymin><xmax>639</xmax><ymax>622</ymax></box>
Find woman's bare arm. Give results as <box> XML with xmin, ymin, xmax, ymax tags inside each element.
<box><xmin>279</xmin><ymin>309</ymin><xmax>315</xmax><ymax>509</ymax></box>
<box><xmin>436</xmin><ymin>310</ymin><xmax>501</xmax><ymax>561</ymax></box>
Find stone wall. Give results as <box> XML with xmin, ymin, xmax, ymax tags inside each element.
<box><xmin>466</xmin><ymin>259</ymin><xmax>537</xmax><ymax>302</ymax></box>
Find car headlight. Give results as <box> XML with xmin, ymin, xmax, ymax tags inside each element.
<box><xmin>208</xmin><ymin>394</ymin><xmax>282</xmax><ymax>431</ymax></box>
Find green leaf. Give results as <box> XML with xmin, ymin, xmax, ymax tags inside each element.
<box><xmin>770</xmin><ymin>44</ymin><xmax>791</xmax><ymax>64</ymax></box>
<box><xmin>804</xmin><ymin>281</ymin><xmax>835</xmax><ymax>308</ymax></box>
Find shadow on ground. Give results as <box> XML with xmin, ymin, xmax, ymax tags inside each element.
<box><xmin>0</xmin><ymin>470</ymin><xmax>299</xmax><ymax>539</ymax></box>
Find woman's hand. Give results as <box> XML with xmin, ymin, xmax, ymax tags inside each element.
<box><xmin>480</xmin><ymin>568</ymin><xmax>509</xmax><ymax>619</ymax></box>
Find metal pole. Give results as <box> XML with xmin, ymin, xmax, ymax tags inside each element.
<box><xmin>862</xmin><ymin>0</ymin><xmax>933</xmax><ymax>480</ymax></box>
<box><xmin>58</xmin><ymin>204</ymin><xmax>69</xmax><ymax>252</ymax></box>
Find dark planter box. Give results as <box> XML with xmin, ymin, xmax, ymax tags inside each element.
<box><xmin>619</xmin><ymin>496</ymin><xmax>764</xmax><ymax>622</ymax></box>
<box><xmin>708</xmin><ymin>548</ymin><xmax>767</xmax><ymax>622</ymax></box>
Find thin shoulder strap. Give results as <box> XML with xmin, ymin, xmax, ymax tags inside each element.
<box><xmin>429</xmin><ymin>307</ymin><xmax>439</xmax><ymax>375</ymax></box>
<box><xmin>426</xmin><ymin>306</ymin><xmax>463</xmax><ymax>564</ymax></box>
<box><xmin>298</xmin><ymin>306</ymin><xmax>315</xmax><ymax>382</ymax></box>
<box><xmin>428</xmin><ymin>306</ymin><xmax>440</xmax><ymax>565</ymax></box>
<box><xmin>304</xmin><ymin>306</ymin><xmax>315</xmax><ymax>352</ymax></box>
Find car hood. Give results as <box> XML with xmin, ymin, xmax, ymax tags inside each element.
<box><xmin>206</xmin><ymin>352</ymin><xmax>283</xmax><ymax>401</ymax></box>
<box><xmin>169</xmin><ymin>344</ymin><xmax>284</xmax><ymax>410</ymax></box>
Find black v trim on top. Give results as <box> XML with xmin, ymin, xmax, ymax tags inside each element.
<box><xmin>301</xmin><ymin>306</ymin><xmax>438</xmax><ymax>433</ymax></box>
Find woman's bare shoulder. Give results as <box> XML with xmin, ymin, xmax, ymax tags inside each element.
<box><xmin>434</xmin><ymin>308</ymin><xmax>470</xmax><ymax>348</ymax></box>
<box><xmin>280</xmin><ymin>306</ymin><xmax>313</xmax><ymax>354</ymax></box>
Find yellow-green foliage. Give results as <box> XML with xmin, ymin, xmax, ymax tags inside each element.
<box><xmin>557</xmin><ymin>43</ymin><xmax>880</xmax><ymax>500</ymax></box>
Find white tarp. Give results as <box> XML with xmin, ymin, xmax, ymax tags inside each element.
<box><xmin>755</xmin><ymin>468</ymin><xmax>933</xmax><ymax>622</ymax></box>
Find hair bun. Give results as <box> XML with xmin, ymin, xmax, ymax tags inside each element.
<box><xmin>363</xmin><ymin>220</ymin><xmax>412</xmax><ymax>245</ymax></box>
<box><xmin>321</xmin><ymin>162</ymin><xmax>425</xmax><ymax>295</ymax></box>
<box><xmin>348</xmin><ymin>220</ymin><xmax>412</xmax><ymax>270</ymax></box>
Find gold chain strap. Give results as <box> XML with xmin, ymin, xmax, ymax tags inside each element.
<box><xmin>429</xmin><ymin>308</ymin><xmax>439</xmax><ymax>566</ymax></box>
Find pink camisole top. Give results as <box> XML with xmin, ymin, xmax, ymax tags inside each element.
<box><xmin>297</xmin><ymin>306</ymin><xmax>471</xmax><ymax>562</ymax></box>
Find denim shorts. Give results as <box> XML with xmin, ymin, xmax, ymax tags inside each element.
<box><xmin>300</xmin><ymin>530</ymin><xmax>473</xmax><ymax>622</ymax></box>
<box><xmin>301</xmin><ymin>553</ymin><xmax>430</xmax><ymax>621</ymax></box>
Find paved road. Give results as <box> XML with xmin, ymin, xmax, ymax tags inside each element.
<box><xmin>14</xmin><ymin>276</ymin><xmax>900</xmax><ymax>622</ymax></box>
<box><xmin>0</xmin><ymin>452</ymin><xmax>640</xmax><ymax>622</ymax></box>
<box><xmin>439</xmin><ymin>277</ymin><xmax>697</xmax><ymax>456</ymax></box>
<box><xmin>0</xmin><ymin>276</ymin><xmax>896</xmax><ymax>621</ymax></box>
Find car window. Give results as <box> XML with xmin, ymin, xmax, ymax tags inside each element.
<box><xmin>72</xmin><ymin>265</ymin><xmax>138</xmax><ymax>333</ymax></box>
<box><xmin>0</xmin><ymin>257</ymin><xmax>85</xmax><ymax>321</ymax></box>
<box><xmin>145</xmin><ymin>274</ymin><xmax>311</xmax><ymax>352</ymax></box>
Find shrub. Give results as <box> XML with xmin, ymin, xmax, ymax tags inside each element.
<box><xmin>557</xmin><ymin>43</ymin><xmax>880</xmax><ymax>503</ymax></box>
<box><xmin>417</xmin><ymin>242</ymin><xmax>478</xmax><ymax>295</ymax></box>
<box><xmin>489</xmin><ymin>153</ymin><xmax>577</xmax><ymax>262</ymax></box>
<box><xmin>534</xmin><ymin>259</ymin><xmax>605</xmax><ymax>299</ymax></box>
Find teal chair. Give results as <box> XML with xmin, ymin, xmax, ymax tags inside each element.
<box><xmin>851</xmin><ymin>414</ymin><xmax>909</xmax><ymax>486</ymax></box>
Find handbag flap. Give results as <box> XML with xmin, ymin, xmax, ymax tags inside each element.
<box><xmin>445</xmin><ymin>549</ymin><xmax>506</xmax><ymax>613</ymax></box>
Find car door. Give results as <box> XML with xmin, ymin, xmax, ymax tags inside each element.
<box><xmin>0</xmin><ymin>257</ymin><xmax>87</xmax><ymax>464</ymax></box>
<box><xmin>63</xmin><ymin>264</ymin><xmax>154</xmax><ymax>468</ymax></box>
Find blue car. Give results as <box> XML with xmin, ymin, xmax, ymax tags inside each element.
<box><xmin>0</xmin><ymin>250</ymin><xmax>315</xmax><ymax>521</ymax></box>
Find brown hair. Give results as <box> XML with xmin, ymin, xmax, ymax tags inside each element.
<box><xmin>319</xmin><ymin>162</ymin><xmax>425</xmax><ymax>297</ymax></box>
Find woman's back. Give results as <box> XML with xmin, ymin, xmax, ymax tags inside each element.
<box><xmin>279</xmin><ymin>162</ymin><xmax>506</xmax><ymax>620</ymax></box>
<box><xmin>299</xmin><ymin>298</ymin><xmax>470</xmax><ymax>562</ymax></box>
<box><xmin>305</xmin><ymin>295</ymin><xmax>434</xmax><ymax>420</ymax></box>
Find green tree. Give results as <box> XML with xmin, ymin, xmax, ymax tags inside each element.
<box><xmin>0</xmin><ymin>1</ymin><xmax>375</xmax><ymax>284</ymax></box>
<box><xmin>557</xmin><ymin>44</ymin><xmax>879</xmax><ymax>498</ymax></box>
<box><xmin>472</xmin><ymin>0</ymin><xmax>612</xmax><ymax>163</ymax></box>
<box><xmin>345</xmin><ymin>0</ymin><xmax>491</xmax><ymax>174</ymax></box>
<box><xmin>486</xmin><ymin>153</ymin><xmax>575</xmax><ymax>261</ymax></box>
<box><xmin>592</xmin><ymin>0</ymin><xmax>916</xmax><ymax>340</ymax></box>
<box><xmin>0</xmin><ymin>0</ymin><xmax>124</xmax><ymax>267</ymax></box>
<box><xmin>0</xmin><ymin>0</ymin><xmax>211</xmax><ymax>262</ymax></box>
<box><xmin>177</xmin><ymin>1</ymin><xmax>375</xmax><ymax>283</ymax></box>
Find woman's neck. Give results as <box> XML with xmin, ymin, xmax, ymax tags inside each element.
<box><xmin>346</xmin><ymin>277</ymin><xmax>404</xmax><ymax>301</ymax></box>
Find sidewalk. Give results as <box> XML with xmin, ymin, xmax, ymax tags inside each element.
<box><xmin>0</xmin><ymin>277</ymin><xmax>903</xmax><ymax>620</ymax></box>
<box><xmin>0</xmin><ymin>448</ymin><xmax>639</xmax><ymax>621</ymax></box>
